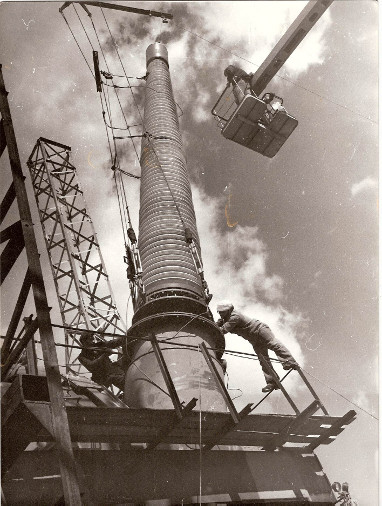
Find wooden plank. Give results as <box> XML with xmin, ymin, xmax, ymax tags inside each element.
<box><xmin>4</xmin><ymin>400</ymin><xmax>343</xmax><ymax>443</ymax></box>
<box><xmin>61</xmin><ymin>405</ymin><xmax>347</xmax><ymax>436</ymax></box>
<box><xmin>4</xmin><ymin>400</ymin><xmax>351</xmax><ymax>450</ymax></box>
<box><xmin>177</xmin><ymin>410</ymin><xmax>344</xmax><ymax>435</ymax></box>
<box><xmin>62</xmin><ymin>407</ymin><xmax>345</xmax><ymax>447</ymax></box>
<box><xmin>230</xmin><ymin>413</ymin><xmax>340</xmax><ymax>435</ymax></box>
<box><xmin>25</xmin><ymin>338</ymin><xmax>38</xmax><ymax>375</ymax></box>
<box><xmin>33</xmin><ymin>422</ymin><xmax>336</xmax><ymax>448</ymax></box>
<box><xmin>307</xmin><ymin>410</ymin><xmax>357</xmax><ymax>452</ymax></box>
<box><xmin>31</xmin><ymin>422</ymin><xmax>310</xmax><ymax>446</ymax></box>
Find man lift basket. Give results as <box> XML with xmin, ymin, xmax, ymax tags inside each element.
<box><xmin>211</xmin><ymin>65</ymin><xmax>298</xmax><ymax>158</ymax></box>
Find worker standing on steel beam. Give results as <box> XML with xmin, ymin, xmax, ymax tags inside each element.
<box><xmin>216</xmin><ymin>302</ymin><xmax>299</xmax><ymax>393</ymax></box>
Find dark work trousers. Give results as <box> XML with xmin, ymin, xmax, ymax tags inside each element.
<box><xmin>251</xmin><ymin>325</ymin><xmax>296</xmax><ymax>386</ymax></box>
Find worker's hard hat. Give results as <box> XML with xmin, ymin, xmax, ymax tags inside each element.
<box><xmin>217</xmin><ymin>301</ymin><xmax>234</xmax><ymax>312</ymax></box>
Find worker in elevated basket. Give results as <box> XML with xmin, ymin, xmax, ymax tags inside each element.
<box><xmin>216</xmin><ymin>302</ymin><xmax>299</xmax><ymax>393</ymax></box>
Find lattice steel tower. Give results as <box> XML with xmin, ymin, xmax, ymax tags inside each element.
<box><xmin>27</xmin><ymin>138</ymin><xmax>125</xmax><ymax>374</ymax></box>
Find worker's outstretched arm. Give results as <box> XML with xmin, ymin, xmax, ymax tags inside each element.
<box><xmin>96</xmin><ymin>337</ymin><xmax>124</xmax><ymax>349</ymax></box>
<box><xmin>79</xmin><ymin>352</ymin><xmax>110</xmax><ymax>370</ymax></box>
<box><xmin>220</xmin><ymin>314</ymin><xmax>241</xmax><ymax>334</ymax></box>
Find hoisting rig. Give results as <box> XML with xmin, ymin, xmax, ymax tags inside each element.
<box><xmin>212</xmin><ymin>0</ymin><xmax>333</xmax><ymax>157</ymax></box>
<box><xmin>1</xmin><ymin>1</ymin><xmax>356</xmax><ymax>504</ymax></box>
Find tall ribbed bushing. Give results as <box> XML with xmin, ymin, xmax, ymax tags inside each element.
<box><xmin>123</xmin><ymin>43</ymin><xmax>226</xmax><ymax>413</ymax></box>
<box><xmin>137</xmin><ymin>43</ymin><xmax>204</xmax><ymax>312</ymax></box>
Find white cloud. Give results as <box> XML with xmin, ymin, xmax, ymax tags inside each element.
<box><xmin>191</xmin><ymin>89</ymin><xmax>212</xmax><ymax>123</ymax></box>
<box><xmin>353</xmin><ymin>389</ymin><xmax>375</xmax><ymax>416</ymax></box>
<box><xmin>351</xmin><ymin>177</ymin><xmax>377</xmax><ymax>197</ymax></box>
<box><xmin>189</xmin><ymin>1</ymin><xmax>331</xmax><ymax>76</ymax></box>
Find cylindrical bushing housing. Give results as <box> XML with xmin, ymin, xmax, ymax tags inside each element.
<box><xmin>124</xmin><ymin>315</ymin><xmax>226</xmax><ymax>412</ymax></box>
<box><xmin>137</xmin><ymin>42</ymin><xmax>205</xmax><ymax>308</ymax></box>
<box><xmin>124</xmin><ymin>44</ymin><xmax>226</xmax><ymax>412</ymax></box>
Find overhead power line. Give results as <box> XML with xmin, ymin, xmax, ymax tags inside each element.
<box><xmin>301</xmin><ymin>367</ymin><xmax>378</xmax><ymax>421</ymax></box>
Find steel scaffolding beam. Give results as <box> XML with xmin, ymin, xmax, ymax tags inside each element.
<box><xmin>27</xmin><ymin>137</ymin><xmax>126</xmax><ymax>374</ymax></box>
<box><xmin>0</xmin><ymin>64</ymin><xmax>82</xmax><ymax>505</ymax></box>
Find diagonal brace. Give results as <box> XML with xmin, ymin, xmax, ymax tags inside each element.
<box><xmin>145</xmin><ymin>397</ymin><xmax>197</xmax><ymax>451</ymax></box>
<box><xmin>0</xmin><ymin>220</ymin><xmax>25</xmax><ymax>284</ymax></box>
<box><xmin>1</xmin><ymin>269</ymin><xmax>32</xmax><ymax>359</ymax></box>
<box><xmin>295</xmin><ymin>367</ymin><xmax>329</xmax><ymax>415</ymax></box>
<box><xmin>151</xmin><ymin>333</ymin><xmax>183</xmax><ymax>418</ymax></box>
<box><xmin>200</xmin><ymin>342</ymin><xmax>253</xmax><ymax>450</ymax></box>
<box><xmin>202</xmin><ymin>402</ymin><xmax>253</xmax><ymax>451</ymax></box>
<box><xmin>257</xmin><ymin>351</ymin><xmax>300</xmax><ymax>414</ymax></box>
<box><xmin>200</xmin><ymin>342</ymin><xmax>240</xmax><ymax>423</ymax></box>
<box><xmin>0</xmin><ymin>183</ymin><xmax>16</xmax><ymax>225</ymax></box>
<box><xmin>2</xmin><ymin>317</ymin><xmax>39</xmax><ymax>379</ymax></box>
<box><xmin>262</xmin><ymin>400</ymin><xmax>321</xmax><ymax>451</ymax></box>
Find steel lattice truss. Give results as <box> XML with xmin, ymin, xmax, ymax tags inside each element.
<box><xmin>27</xmin><ymin>138</ymin><xmax>125</xmax><ymax>374</ymax></box>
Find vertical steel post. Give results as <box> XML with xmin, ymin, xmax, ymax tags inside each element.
<box><xmin>0</xmin><ymin>65</ymin><xmax>82</xmax><ymax>505</ymax></box>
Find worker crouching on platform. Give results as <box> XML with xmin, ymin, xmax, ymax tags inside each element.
<box><xmin>216</xmin><ymin>302</ymin><xmax>299</xmax><ymax>393</ymax></box>
<box><xmin>78</xmin><ymin>332</ymin><xmax>125</xmax><ymax>391</ymax></box>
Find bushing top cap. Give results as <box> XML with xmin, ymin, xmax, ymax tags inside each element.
<box><xmin>146</xmin><ymin>42</ymin><xmax>169</xmax><ymax>67</ymax></box>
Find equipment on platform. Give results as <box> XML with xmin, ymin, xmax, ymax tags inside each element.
<box><xmin>212</xmin><ymin>81</ymin><xmax>298</xmax><ymax>158</ymax></box>
<box><xmin>332</xmin><ymin>482</ymin><xmax>357</xmax><ymax>505</ymax></box>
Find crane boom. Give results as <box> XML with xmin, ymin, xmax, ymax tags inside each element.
<box><xmin>59</xmin><ymin>1</ymin><xmax>173</xmax><ymax>20</ymax></box>
<box><xmin>250</xmin><ymin>0</ymin><xmax>333</xmax><ymax>96</ymax></box>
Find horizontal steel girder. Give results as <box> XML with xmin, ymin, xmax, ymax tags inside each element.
<box><xmin>3</xmin><ymin>447</ymin><xmax>336</xmax><ymax>505</ymax></box>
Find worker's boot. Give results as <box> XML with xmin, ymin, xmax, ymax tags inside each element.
<box><xmin>282</xmin><ymin>361</ymin><xmax>299</xmax><ymax>370</ymax></box>
<box><xmin>262</xmin><ymin>383</ymin><xmax>279</xmax><ymax>393</ymax></box>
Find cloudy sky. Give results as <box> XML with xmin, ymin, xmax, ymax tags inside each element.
<box><xmin>0</xmin><ymin>1</ymin><xmax>378</xmax><ymax>504</ymax></box>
